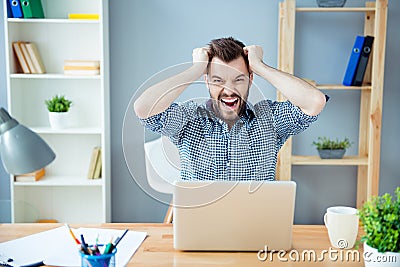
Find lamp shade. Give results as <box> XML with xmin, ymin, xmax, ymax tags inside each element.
<box><xmin>0</xmin><ymin>108</ymin><xmax>56</xmax><ymax>175</ymax></box>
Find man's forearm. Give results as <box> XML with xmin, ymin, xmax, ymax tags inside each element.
<box><xmin>134</xmin><ymin>64</ymin><xmax>205</xmax><ymax>119</ymax></box>
<box><xmin>252</xmin><ymin>62</ymin><xmax>326</xmax><ymax>116</ymax></box>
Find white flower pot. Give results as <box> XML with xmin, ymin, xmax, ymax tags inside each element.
<box><xmin>48</xmin><ymin>112</ymin><xmax>70</xmax><ymax>129</ymax></box>
<box><xmin>364</xmin><ymin>242</ymin><xmax>400</xmax><ymax>267</ymax></box>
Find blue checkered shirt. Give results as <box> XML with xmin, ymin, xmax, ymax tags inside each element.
<box><xmin>139</xmin><ymin>99</ymin><xmax>318</xmax><ymax>181</ymax></box>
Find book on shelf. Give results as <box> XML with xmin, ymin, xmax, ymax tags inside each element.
<box><xmin>20</xmin><ymin>0</ymin><xmax>44</xmax><ymax>18</ymax></box>
<box><xmin>64</xmin><ymin>60</ymin><xmax>100</xmax><ymax>68</ymax></box>
<box><xmin>25</xmin><ymin>42</ymin><xmax>46</xmax><ymax>73</ymax></box>
<box><xmin>87</xmin><ymin>147</ymin><xmax>101</xmax><ymax>179</ymax></box>
<box><xmin>68</xmin><ymin>13</ymin><xmax>100</xmax><ymax>20</ymax></box>
<box><xmin>36</xmin><ymin>219</ymin><xmax>58</xmax><ymax>223</ymax></box>
<box><xmin>64</xmin><ymin>60</ymin><xmax>100</xmax><ymax>76</ymax></box>
<box><xmin>64</xmin><ymin>69</ymin><xmax>100</xmax><ymax>76</ymax></box>
<box><xmin>93</xmin><ymin>148</ymin><xmax>102</xmax><ymax>179</ymax></box>
<box><xmin>15</xmin><ymin>168</ymin><xmax>45</xmax><ymax>182</ymax></box>
<box><xmin>12</xmin><ymin>41</ymin><xmax>46</xmax><ymax>74</ymax></box>
<box><xmin>19</xmin><ymin>42</ymin><xmax>36</xmax><ymax>73</ymax></box>
<box><xmin>12</xmin><ymin>41</ymin><xmax>30</xmax><ymax>74</ymax></box>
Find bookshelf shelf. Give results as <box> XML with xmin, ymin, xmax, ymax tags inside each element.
<box><xmin>4</xmin><ymin>0</ymin><xmax>110</xmax><ymax>223</ymax></box>
<box><xmin>316</xmin><ymin>84</ymin><xmax>371</xmax><ymax>90</ymax></box>
<box><xmin>14</xmin><ymin>175</ymin><xmax>102</xmax><ymax>187</ymax></box>
<box><xmin>10</xmin><ymin>74</ymin><xmax>101</xmax><ymax>80</ymax></box>
<box><xmin>31</xmin><ymin>127</ymin><xmax>102</xmax><ymax>134</ymax></box>
<box><xmin>291</xmin><ymin>156</ymin><xmax>368</xmax><ymax>166</ymax></box>
<box><xmin>277</xmin><ymin>0</ymin><xmax>387</xmax><ymax>208</ymax></box>
<box><xmin>8</xmin><ymin>18</ymin><xmax>100</xmax><ymax>24</ymax></box>
<box><xmin>296</xmin><ymin>7</ymin><xmax>376</xmax><ymax>12</ymax></box>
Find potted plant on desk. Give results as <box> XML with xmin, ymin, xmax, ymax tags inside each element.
<box><xmin>358</xmin><ymin>187</ymin><xmax>400</xmax><ymax>267</ymax></box>
<box><xmin>312</xmin><ymin>137</ymin><xmax>351</xmax><ymax>159</ymax></box>
<box><xmin>45</xmin><ymin>95</ymin><xmax>72</xmax><ymax>129</ymax></box>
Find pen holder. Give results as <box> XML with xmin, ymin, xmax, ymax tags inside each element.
<box><xmin>80</xmin><ymin>248</ymin><xmax>116</xmax><ymax>267</ymax></box>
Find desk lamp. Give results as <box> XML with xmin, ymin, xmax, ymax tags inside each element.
<box><xmin>0</xmin><ymin>107</ymin><xmax>55</xmax><ymax>175</ymax></box>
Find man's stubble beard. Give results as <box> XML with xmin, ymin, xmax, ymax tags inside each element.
<box><xmin>209</xmin><ymin>87</ymin><xmax>250</xmax><ymax>126</ymax></box>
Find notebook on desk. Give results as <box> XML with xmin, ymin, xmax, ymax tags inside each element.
<box><xmin>0</xmin><ymin>226</ymin><xmax>147</xmax><ymax>266</ymax></box>
<box><xmin>173</xmin><ymin>180</ymin><xmax>296</xmax><ymax>251</ymax></box>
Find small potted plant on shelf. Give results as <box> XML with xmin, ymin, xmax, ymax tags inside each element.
<box><xmin>358</xmin><ymin>187</ymin><xmax>400</xmax><ymax>267</ymax></box>
<box><xmin>45</xmin><ymin>95</ymin><xmax>72</xmax><ymax>129</ymax></box>
<box><xmin>312</xmin><ymin>136</ymin><xmax>351</xmax><ymax>159</ymax></box>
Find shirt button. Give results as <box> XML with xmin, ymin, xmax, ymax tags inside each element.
<box><xmin>227</xmin><ymin>162</ymin><xmax>230</xmax><ymax>167</ymax></box>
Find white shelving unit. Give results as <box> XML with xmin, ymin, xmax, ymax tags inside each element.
<box><xmin>3</xmin><ymin>0</ymin><xmax>110</xmax><ymax>223</ymax></box>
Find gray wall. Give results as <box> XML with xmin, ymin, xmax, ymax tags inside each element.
<box><xmin>0</xmin><ymin>0</ymin><xmax>398</xmax><ymax>224</ymax></box>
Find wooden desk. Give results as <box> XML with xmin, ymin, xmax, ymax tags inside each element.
<box><xmin>0</xmin><ymin>223</ymin><xmax>364</xmax><ymax>266</ymax></box>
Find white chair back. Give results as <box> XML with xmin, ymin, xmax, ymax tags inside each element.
<box><xmin>144</xmin><ymin>136</ymin><xmax>180</xmax><ymax>194</ymax></box>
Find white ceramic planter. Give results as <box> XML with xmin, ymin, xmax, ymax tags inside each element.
<box><xmin>363</xmin><ymin>242</ymin><xmax>400</xmax><ymax>267</ymax></box>
<box><xmin>48</xmin><ymin>112</ymin><xmax>70</xmax><ymax>129</ymax></box>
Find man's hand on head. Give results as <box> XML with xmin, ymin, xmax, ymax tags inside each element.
<box><xmin>243</xmin><ymin>45</ymin><xmax>264</xmax><ymax>75</ymax></box>
<box><xmin>192</xmin><ymin>47</ymin><xmax>210</xmax><ymax>75</ymax></box>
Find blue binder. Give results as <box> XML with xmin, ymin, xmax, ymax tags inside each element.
<box><xmin>6</xmin><ymin>0</ymin><xmax>13</xmax><ymax>18</ymax></box>
<box><xmin>9</xmin><ymin>0</ymin><xmax>24</xmax><ymax>18</ymax></box>
<box><xmin>342</xmin><ymin>36</ymin><xmax>365</xmax><ymax>86</ymax></box>
<box><xmin>353</xmin><ymin>36</ymin><xmax>374</xmax><ymax>86</ymax></box>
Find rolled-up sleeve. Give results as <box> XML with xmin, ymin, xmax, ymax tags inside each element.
<box><xmin>266</xmin><ymin>100</ymin><xmax>319</xmax><ymax>147</ymax></box>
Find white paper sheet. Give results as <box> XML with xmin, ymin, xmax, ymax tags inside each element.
<box><xmin>0</xmin><ymin>225</ymin><xmax>147</xmax><ymax>267</ymax></box>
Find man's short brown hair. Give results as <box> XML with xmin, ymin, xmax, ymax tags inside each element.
<box><xmin>208</xmin><ymin>37</ymin><xmax>249</xmax><ymax>72</ymax></box>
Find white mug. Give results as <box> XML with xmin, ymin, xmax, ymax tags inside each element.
<box><xmin>324</xmin><ymin>206</ymin><xmax>359</xmax><ymax>249</ymax></box>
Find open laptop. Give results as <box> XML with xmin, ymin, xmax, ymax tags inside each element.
<box><xmin>173</xmin><ymin>180</ymin><xmax>296</xmax><ymax>251</ymax></box>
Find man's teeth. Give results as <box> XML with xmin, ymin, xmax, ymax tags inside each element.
<box><xmin>221</xmin><ymin>98</ymin><xmax>238</xmax><ymax>103</ymax></box>
<box><xmin>221</xmin><ymin>98</ymin><xmax>238</xmax><ymax>107</ymax></box>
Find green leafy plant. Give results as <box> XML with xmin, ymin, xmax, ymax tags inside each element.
<box><xmin>312</xmin><ymin>137</ymin><xmax>351</xmax><ymax>150</ymax></box>
<box><xmin>45</xmin><ymin>95</ymin><xmax>72</xmax><ymax>113</ymax></box>
<box><xmin>358</xmin><ymin>187</ymin><xmax>400</xmax><ymax>253</ymax></box>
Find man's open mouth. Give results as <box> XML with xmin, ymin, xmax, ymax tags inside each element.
<box><xmin>220</xmin><ymin>97</ymin><xmax>239</xmax><ymax>110</ymax></box>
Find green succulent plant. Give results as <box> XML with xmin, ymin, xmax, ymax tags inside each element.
<box><xmin>312</xmin><ymin>137</ymin><xmax>351</xmax><ymax>150</ymax></box>
<box><xmin>45</xmin><ymin>95</ymin><xmax>72</xmax><ymax>113</ymax></box>
<box><xmin>358</xmin><ymin>187</ymin><xmax>400</xmax><ymax>253</ymax></box>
